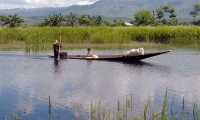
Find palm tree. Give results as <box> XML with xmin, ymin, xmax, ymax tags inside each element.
<box><xmin>0</xmin><ymin>14</ymin><xmax>24</xmax><ymax>28</ymax></box>
<box><xmin>66</xmin><ymin>12</ymin><xmax>79</xmax><ymax>27</ymax></box>
<box><xmin>113</xmin><ymin>19</ymin><xmax>125</xmax><ymax>26</ymax></box>
<box><xmin>43</xmin><ymin>13</ymin><xmax>66</xmax><ymax>26</ymax></box>
<box><xmin>93</xmin><ymin>16</ymin><xmax>103</xmax><ymax>26</ymax></box>
<box><xmin>87</xmin><ymin>15</ymin><xmax>95</xmax><ymax>26</ymax></box>
<box><xmin>77</xmin><ymin>15</ymin><xmax>88</xmax><ymax>25</ymax></box>
<box><xmin>77</xmin><ymin>14</ymin><xmax>104</xmax><ymax>26</ymax></box>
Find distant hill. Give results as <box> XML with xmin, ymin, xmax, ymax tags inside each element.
<box><xmin>0</xmin><ymin>0</ymin><xmax>199</xmax><ymax>23</ymax></box>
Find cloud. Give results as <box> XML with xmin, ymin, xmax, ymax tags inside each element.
<box><xmin>0</xmin><ymin>0</ymin><xmax>99</xmax><ymax>9</ymax></box>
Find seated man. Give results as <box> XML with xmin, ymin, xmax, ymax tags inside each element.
<box><xmin>53</xmin><ymin>40</ymin><xmax>67</xmax><ymax>57</ymax></box>
<box><xmin>86</xmin><ymin>48</ymin><xmax>98</xmax><ymax>58</ymax></box>
<box><xmin>87</xmin><ymin>48</ymin><xmax>93</xmax><ymax>57</ymax></box>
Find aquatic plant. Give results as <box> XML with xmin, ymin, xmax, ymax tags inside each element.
<box><xmin>4</xmin><ymin>90</ymin><xmax>200</xmax><ymax>120</ymax></box>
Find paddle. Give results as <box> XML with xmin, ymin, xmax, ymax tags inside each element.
<box><xmin>57</xmin><ymin>35</ymin><xmax>61</xmax><ymax>60</ymax></box>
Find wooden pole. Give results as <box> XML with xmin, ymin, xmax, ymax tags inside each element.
<box><xmin>57</xmin><ymin>35</ymin><xmax>61</xmax><ymax>60</ymax></box>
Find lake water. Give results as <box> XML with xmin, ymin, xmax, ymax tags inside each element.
<box><xmin>0</xmin><ymin>48</ymin><xmax>200</xmax><ymax>119</ymax></box>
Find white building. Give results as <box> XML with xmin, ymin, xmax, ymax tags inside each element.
<box><xmin>125</xmin><ymin>22</ymin><xmax>133</xmax><ymax>26</ymax></box>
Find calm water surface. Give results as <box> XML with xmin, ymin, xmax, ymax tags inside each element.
<box><xmin>0</xmin><ymin>48</ymin><xmax>200</xmax><ymax>119</ymax></box>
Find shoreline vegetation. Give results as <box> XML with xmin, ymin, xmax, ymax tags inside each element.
<box><xmin>0</xmin><ymin>41</ymin><xmax>168</xmax><ymax>51</ymax></box>
<box><xmin>0</xmin><ymin>26</ymin><xmax>200</xmax><ymax>51</ymax></box>
<box><xmin>5</xmin><ymin>90</ymin><xmax>200</xmax><ymax>120</ymax></box>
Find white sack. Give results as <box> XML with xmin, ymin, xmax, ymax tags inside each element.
<box><xmin>92</xmin><ymin>55</ymin><xmax>99</xmax><ymax>58</ymax></box>
<box><xmin>123</xmin><ymin>48</ymin><xmax>144</xmax><ymax>57</ymax></box>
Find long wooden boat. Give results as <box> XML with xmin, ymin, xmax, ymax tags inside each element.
<box><xmin>49</xmin><ymin>50</ymin><xmax>172</xmax><ymax>62</ymax></box>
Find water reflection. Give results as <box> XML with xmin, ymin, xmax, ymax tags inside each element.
<box><xmin>0</xmin><ymin>49</ymin><xmax>200</xmax><ymax>119</ymax></box>
<box><xmin>86</xmin><ymin>60</ymin><xmax>93</xmax><ymax>68</ymax></box>
<box><xmin>53</xmin><ymin>58</ymin><xmax>61</xmax><ymax>75</ymax></box>
<box><xmin>119</xmin><ymin>60</ymin><xmax>171</xmax><ymax>77</ymax></box>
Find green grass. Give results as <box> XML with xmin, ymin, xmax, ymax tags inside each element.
<box><xmin>0</xmin><ymin>26</ymin><xmax>199</xmax><ymax>44</ymax></box>
<box><xmin>0</xmin><ymin>26</ymin><xmax>199</xmax><ymax>51</ymax></box>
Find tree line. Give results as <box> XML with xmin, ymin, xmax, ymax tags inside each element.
<box><xmin>0</xmin><ymin>2</ymin><xmax>199</xmax><ymax>28</ymax></box>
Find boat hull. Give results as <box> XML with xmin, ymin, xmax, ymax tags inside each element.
<box><xmin>49</xmin><ymin>50</ymin><xmax>172</xmax><ymax>62</ymax></box>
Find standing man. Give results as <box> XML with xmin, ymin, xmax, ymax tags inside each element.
<box><xmin>53</xmin><ymin>40</ymin><xmax>60</xmax><ymax>57</ymax></box>
<box><xmin>53</xmin><ymin>40</ymin><xmax>67</xmax><ymax>57</ymax></box>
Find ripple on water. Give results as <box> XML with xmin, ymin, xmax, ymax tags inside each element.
<box><xmin>0</xmin><ymin>49</ymin><xmax>200</xmax><ymax>119</ymax></box>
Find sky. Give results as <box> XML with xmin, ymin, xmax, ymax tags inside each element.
<box><xmin>0</xmin><ymin>0</ymin><xmax>99</xmax><ymax>9</ymax></box>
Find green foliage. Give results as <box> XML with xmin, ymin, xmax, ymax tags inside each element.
<box><xmin>151</xmin><ymin>11</ymin><xmax>159</xmax><ymax>26</ymax></box>
<box><xmin>156</xmin><ymin>8</ymin><xmax>164</xmax><ymax>21</ymax></box>
<box><xmin>161</xmin><ymin>4</ymin><xmax>171</xmax><ymax>13</ymax></box>
<box><xmin>77</xmin><ymin>15</ymin><xmax>87</xmax><ymax>25</ymax></box>
<box><xmin>156</xmin><ymin>4</ymin><xmax>178</xmax><ymax>25</ymax></box>
<box><xmin>41</xmin><ymin>13</ymin><xmax>66</xmax><ymax>27</ymax></box>
<box><xmin>93</xmin><ymin>16</ymin><xmax>103</xmax><ymax>26</ymax></box>
<box><xmin>134</xmin><ymin>9</ymin><xmax>152</xmax><ymax>25</ymax></box>
<box><xmin>192</xmin><ymin>19</ymin><xmax>200</xmax><ymax>25</ymax></box>
<box><xmin>0</xmin><ymin>14</ymin><xmax>7</xmax><ymax>21</ymax></box>
<box><xmin>169</xmin><ymin>12</ymin><xmax>176</xmax><ymax>18</ymax></box>
<box><xmin>0</xmin><ymin>14</ymin><xmax>24</xmax><ymax>28</ymax></box>
<box><xmin>168</xmin><ymin>18</ymin><xmax>179</xmax><ymax>26</ymax></box>
<box><xmin>78</xmin><ymin>15</ymin><xmax>104</xmax><ymax>26</ymax></box>
<box><xmin>66</xmin><ymin>12</ymin><xmax>79</xmax><ymax>27</ymax></box>
<box><xmin>112</xmin><ymin>19</ymin><xmax>125</xmax><ymax>26</ymax></box>
<box><xmin>190</xmin><ymin>2</ymin><xmax>200</xmax><ymax>17</ymax></box>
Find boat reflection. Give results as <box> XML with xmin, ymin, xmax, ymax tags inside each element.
<box><xmin>109</xmin><ymin>60</ymin><xmax>171</xmax><ymax>77</ymax></box>
<box><xmin>53</xmin><ymin>58</ymin><xmax>62</xmax><ymax>75</ymax></box>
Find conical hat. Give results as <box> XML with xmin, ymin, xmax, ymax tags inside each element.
<box><xmin>53</xmin><ymin>40</ymin><xmax>59</xmax><ymax>44</ymax></box>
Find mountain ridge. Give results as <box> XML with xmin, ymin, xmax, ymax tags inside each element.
<box><xmin>0</xmin><ymin>0</ymin><xmax>199</xmax><ymax>22</ymax></box>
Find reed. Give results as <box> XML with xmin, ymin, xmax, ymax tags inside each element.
<box><xmin>3</xmin><ymin>112</ymin><xmax>21</xmax><ymax>120</ymax></box>
<box><xmin>193</xmin><ymin>99</ymin><xmax>200</xmax><ymax>120</ymax></box>
<box><xmin>4</xmin><ymin>91</ymin><xmax>200</xmax><ymax>120</ymax></box>
<box><xmin>143</xmin><ymin>97</ymin><xmax>151</xmax><ymax>120</ymax></box>
<box><xmin>0</xmin><ymin>26</ymin><xmax>199</xmax><ymax>47</ymax></box>
<box><xmin>161</xmin><ymin>89</ymin><xmax>168</xmax><ymax>120</ymax></box>
<box><xmin>87</xmin><ymin>89</ymin><xmax>199</xmax><ymax>120</ymax></box>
